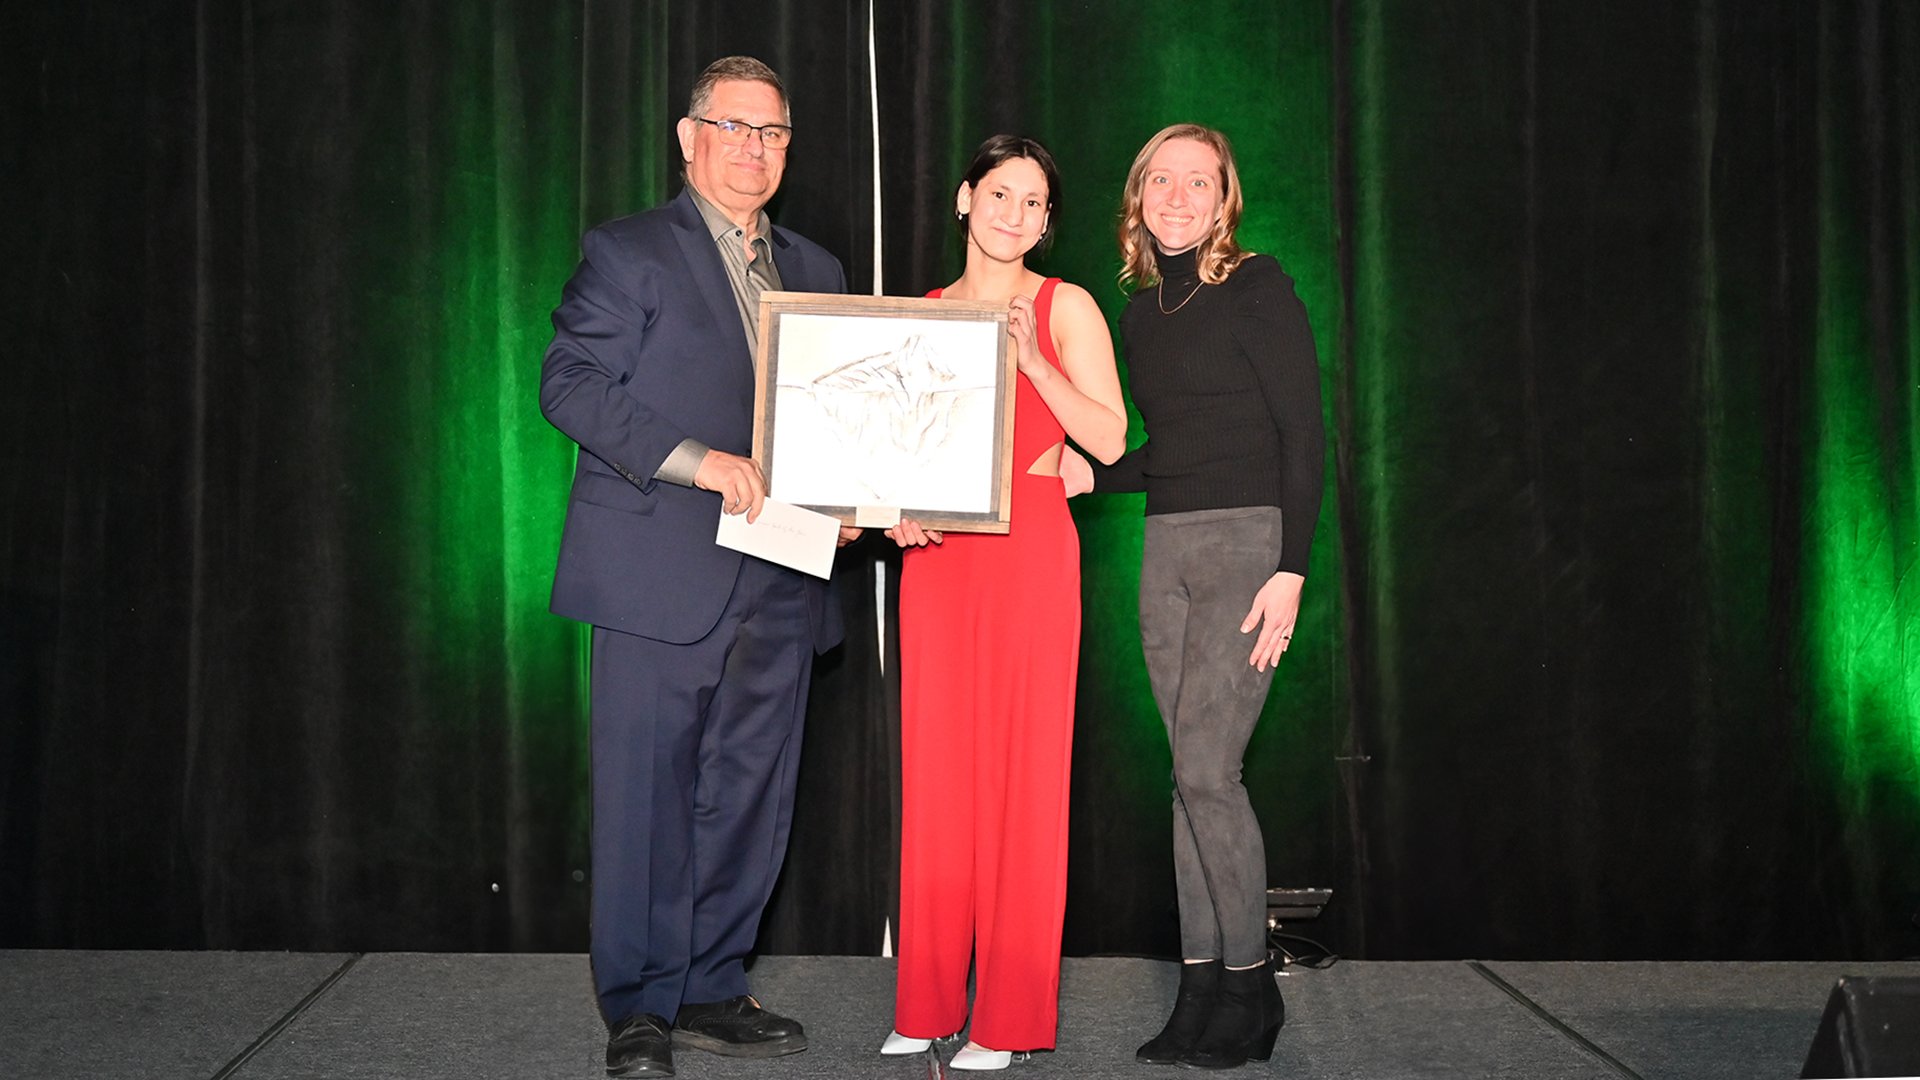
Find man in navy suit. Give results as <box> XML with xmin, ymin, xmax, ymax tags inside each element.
<box><xmin>540</xmin><ymin>56</ymin><xmax>856</xmax><ymax>1078</ymax></box>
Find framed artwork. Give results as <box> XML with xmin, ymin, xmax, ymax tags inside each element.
<box><xmin>752</xmin><ymin>291</ymin><xmax>1017</xmax><ymax>533</ymax></box>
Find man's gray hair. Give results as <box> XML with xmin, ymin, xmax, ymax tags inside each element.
<box><xmin>687</xmin><ymin>56</ymin><xmax>789</xmax><ymax>123</ymax></box>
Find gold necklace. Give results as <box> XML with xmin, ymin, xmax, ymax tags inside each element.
<box><xmin>1157</xmin><ymin>277</ymin><xmax>1203</xmax><ymax>315</ymax></box>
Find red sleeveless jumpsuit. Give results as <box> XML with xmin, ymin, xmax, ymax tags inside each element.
<box><xmin>895</xmin><ymin>277</ymin><xmax>1080</xmax><ymax>1050</ymax></box>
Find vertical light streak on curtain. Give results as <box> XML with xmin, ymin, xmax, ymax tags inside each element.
<box><xmin>1686</xmin><ymin>6</ymin><xmax>1793</xmax><ymax>930</ymax></box>
<box><xmin>1692</xmin><ymin>0</ymin><xmax>1721</xmax><ymax>756</ymax></box>
<box><xmin>487</xmin><ymin>0</ymin><xmax>533</xmax><ymax>945</ymax></box>
<box><xmin>1898</xmin><ymin>2</ymin><xmax>1920</xmax><ymax>777</ymax></box>
<box><xmin>488</xmin><ymin>0</ymin><xmax>538</xmax><ymax>945</ymax></box>
<box><xmin>1806</xmin><ymin>0</ymin><xmax>1920</xmax><ymax>826</ymax></box>
<box><xmin>436</xmin><ymin>0</ymin><xmax>512</xmax><ymax>932</ymax></box>
<box><xmin>1908</xmin><ymin>12</ymin><xmax>1920</xmax><ymax>566</ymax></box>
<box><xmin>868</xmin><ymin>0</ymin><xmax>883</xmax><ymax>297</ymax></box>
<box><xmin>1908</xmin><ymin>9</ymin><xmax>1920</xmax><ymax>594</ymax></box>
<box><xmin>182</xmin><ymin>0</ymin><xmax>214</xmax><ymax>890</ymax></box>
<box><xmin>1347</xmin><ymin>0</ymin><xmax>1400</xmax><ymax>834</ymax></box>
<box><xmin>1688</xmin><ymin>0</ymin><xmax>1744</xmax><ymax>896</ymax></box>
<box><xmin>432</xmin><ymin>1</ymin><xmax>498</xmax><ymax>697</ymax></box>
<box><xmin>867</xmin><ymin>0</ymin><xmax>886</xmax><ymax>675</ymax></box>
<box><xmin>412</xmin><ymin>1</ymin><xmax>591</xmax><ymax>938</ymax></box>
<box><xmin>1511</xmin><ymin>4</ymin><xmax>1567</xmax><ymax>915</ymax></box>
<box><xmin>298</xmin><ymin>5</ymin><xmax>356</xmax><ymax>942</ymax></box>
<box><xmin>1326</xmin><ymin>0</ymin><xmax>1370</xmax><ymax>953</ymax></box>
<box><xmin>431</xmin><ymin>6</ymin><xmax>584</xmax><ymax>713</ymax></box>
<box><xmin>1693</xmin><ymin>1</ymin><xmax>1724</xmax><ymax>625</ymax></box>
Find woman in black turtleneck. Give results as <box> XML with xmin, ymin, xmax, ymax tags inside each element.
<box><xmin>1068</xmin><ymin>123</ymin><xmax>1324</xmax><ymax>1071</ymax></box>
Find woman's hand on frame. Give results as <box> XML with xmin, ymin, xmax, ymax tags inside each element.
<box><xmin>1007</xmin><ymin>294</ymin><xmax>1046</xmax><ymax>378</ymax></box>
<box><xmin>884</xmin><ymin>518</ymin><xmax>944</xmax><ymax>548</ymax></box>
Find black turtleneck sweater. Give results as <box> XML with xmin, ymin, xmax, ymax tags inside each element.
<box><xmin>1090</xmin><ymin>246</ymin><xmax>1326</xmax><ymax>577</ymax></box>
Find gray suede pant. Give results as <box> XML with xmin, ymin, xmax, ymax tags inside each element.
<box><xmin>1139</xmin><ymin>506</ymin><xmax>1284</xmax><ymax>968</ymax></box>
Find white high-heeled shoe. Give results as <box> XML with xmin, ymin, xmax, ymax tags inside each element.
<box><xmin>879</xmin><ymin>1030</ymin><xmax>931</xmax><ymax>1055</ymax></box>
<box><xmin>949</xmin><ymin>1043</ymin><xmax>1030</xmax><ymax>1071</ymax></box>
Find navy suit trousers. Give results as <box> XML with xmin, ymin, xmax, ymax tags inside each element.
<box><xmin>588</xmin><ymin>556</ymin><xmax>813</xmax><ymax>1024</ymax></box>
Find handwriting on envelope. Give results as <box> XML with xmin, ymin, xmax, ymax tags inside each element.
<box><xmin>714</xmin><ymin>498</ymin><xmax>841</xmax><ymax>579</ymax></box>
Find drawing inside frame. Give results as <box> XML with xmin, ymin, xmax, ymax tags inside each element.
<box><xmin>752</xmin><ymin>291</ymin><xmax>1016</xmax><ymax>533</ymax></box>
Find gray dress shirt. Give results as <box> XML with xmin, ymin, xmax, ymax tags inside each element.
<box><xmin>654</xmin><ymin>187</ymin><xmax>786</xmax><ymax>486</ymax></box>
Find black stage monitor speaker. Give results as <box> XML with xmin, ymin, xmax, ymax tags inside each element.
<box><xmin>1801</xmin><ymin>976</ymin><xmax>1920</xmax><ymax>1078</ymax></box>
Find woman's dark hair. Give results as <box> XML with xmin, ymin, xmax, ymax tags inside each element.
<box><xmin>956</xmin><ymin>134</ymin><xmax>1063</xmax><ymax>255</ymax></box>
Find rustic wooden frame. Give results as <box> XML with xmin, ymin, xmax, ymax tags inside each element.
<box><xmin>751</xmin><ymin>291</ymin><xmax>1016</xmax><ymax>533</ymax></box>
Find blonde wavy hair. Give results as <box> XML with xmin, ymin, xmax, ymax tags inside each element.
<box><xmin>1117</xmin><ymin>124</ymin><xmax>1250</xmax><ymax>289</ymax></box>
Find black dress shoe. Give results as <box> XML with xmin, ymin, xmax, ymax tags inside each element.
<box><xmin>672</xmin><ymin>995</ymin><xmax>808</xmax><ymax>1058</ymax></box>
<box><xmin>606</xmin><ymin>1014</ymin><xmax>674</xmax><ymax>1077</ymax></box>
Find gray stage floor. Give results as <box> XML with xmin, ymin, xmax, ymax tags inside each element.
<box><xmin>2</xmin><ymin>951</ymin><xmax>1913</xmax><ymax>1079</ymax></box>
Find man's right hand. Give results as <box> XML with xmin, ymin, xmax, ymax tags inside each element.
<box><xmin>694</xmin><ymin>449</ymin><xmax>767</xmax><ymax>523</ymax></box>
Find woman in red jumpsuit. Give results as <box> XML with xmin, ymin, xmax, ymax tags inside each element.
<box><xmin>881</xmin><ymin>135</ymin><xmax>1127</xmax><ymax>1071</ymax></box>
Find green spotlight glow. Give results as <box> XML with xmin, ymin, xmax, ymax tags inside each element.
<box><xmin>1806</xmin><ymin>32</ymin><xmax>1920</xmax><ymax>812</ymax></box>
<box><xmin>1808</xmin><ymin>243</ymin><xmax>1920</xmax><ymax>803</ymax></box>
<box><xmin>414</xmin><ymin>5</ymin><xmax>594</xmax><ymax>740</ymax></box>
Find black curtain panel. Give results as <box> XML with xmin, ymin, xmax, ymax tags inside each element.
<box><xmin>0</xmin><ymin>0</ymin><xmax>884</xmax><ymax>953</ymax></box>
<box><xmin>1337</xmin><ymin>0</ymin><xmax>1918</xmax><ymax>959</ymax></box>
<box><xmin>4</xmin><ymin>0</ymin><xmax>1916</xmax><ymax>963</ymax></box>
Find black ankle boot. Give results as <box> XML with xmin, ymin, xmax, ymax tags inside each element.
<box><xmin>1136</xmin><ymin>959</ymin><xmax>1221</xmax><ymax>1064</ymax></box>
<box><xmin>1176</xmin><ymin>959</ymin><xmax>1284</xmax><ymax>1070</ymax></box>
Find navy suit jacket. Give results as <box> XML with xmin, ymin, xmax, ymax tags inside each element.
<box><xmin>541</xmin><ymin>188</ymin><xmax>847</xmax><ymax>650</ymax></box>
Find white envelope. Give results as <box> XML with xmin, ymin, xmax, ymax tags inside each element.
<box><xmin>714</xmin><ymin>498</ymin><xmax>841</xmax><ymax>579</ymax></box>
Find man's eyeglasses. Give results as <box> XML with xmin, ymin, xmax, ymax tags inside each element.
<box><xmin>694</xmin><ymin>117</ymin><xmax>793</xmax><ymax>150</ymax></box>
